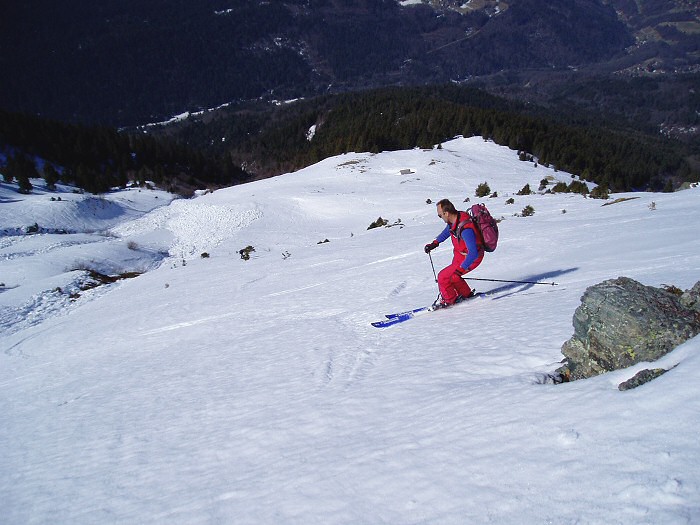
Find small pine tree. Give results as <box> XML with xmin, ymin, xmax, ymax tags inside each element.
<box><xmin>517</xmin><ymin>183</ymin><xmax>532</xmax><ymax>195</ymax></box>
<box><xmin>5</xmin><ymin>153</ymin><xmax>39</xmax><ymax>185</ymax></box>
<box><xmin>590</xmin><ymin>185</ymin><xmax>610</xmax><ymax>199</ymax></box>
<box><xmin>17</xmin><ymin>173</ymin><xmax>33</xmax><ymax>194</ymax></box>
<box><xmin>475</xmin><ymin>182</ymin><xmax>491</xmax><ymax>198</ymax></box>
<box><xmin>43</xmin><ymin>164</ymin><xmax>60</xmax><ymax>191</ymax></box>
<box><xmin>567</xmin><ymin>180</ymin><xmax>589</xmax><ymax>195</ymax></box>
<box><xmin>521</xmin><ymin>205</ymin><xmax>535</xmax><ymax>217</ymax></box>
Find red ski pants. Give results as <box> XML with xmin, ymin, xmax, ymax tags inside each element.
<box><xmin>438</xmin><ymin>263</ymin><xmax>472</xmax><ymax>304</ymax></box>
<box><xmin>437</xmin><ymin>256</ymin><xmax>482</xmax><ymax>304</ymax></box>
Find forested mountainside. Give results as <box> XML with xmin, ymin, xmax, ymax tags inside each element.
<box><xmin>5</xmin><ymin>84</ymin><xmax>694</xmax><ymax>198</ymax></box>
<box><xmin>152</xmin><ymin>85</ymin><xmax>698</xmax><ymax>191</ymax></box>
<box><xmin>1</xmin><ymin>0</ymin><xmax>633</xmax><ymax>127</ymax></box>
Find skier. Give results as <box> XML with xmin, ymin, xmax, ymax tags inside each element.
<box><xmin>424</xmin><ymin>198</ymin><xmax>484</xmax><ymax>309</ymax></box>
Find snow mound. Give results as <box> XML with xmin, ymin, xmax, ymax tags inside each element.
<box><xmin>111</xmin><ymin>198</ymin><xmax>263</xmax><ymax>259</ymax></box>
<box><xmin>0</xmin><ymin>182</ymin><xmax>175</xmax><ymax>233</ymax></box>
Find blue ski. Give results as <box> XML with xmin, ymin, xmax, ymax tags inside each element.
<box><xmin>371</xmin><ymin>309</ymin><xmax>428</xmax><ymax>328</ymax></box>
<box><xmin>371</xmin><ymin>292</ymin><xmax>484</xmax><ymax>328</ymax></box>
<box><xmin>384</xmin><ymin>307</ymin><xmax>429</xmax><ymax>319</ymax></box>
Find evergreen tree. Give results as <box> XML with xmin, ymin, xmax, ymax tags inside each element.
<box><xmin>43</xmin><ymin>164</ymin><xmax>60</xmax><ymax>190</ymax></box>
<box><xmin>1</xmin><ymin>163</ymin><xmax>12</xmax><ymax>183</ymax></box>
<box><xmin>17</xmin><ymin>173</ymin><xmax>33</xmax><ymax>194</ymax></box>
<box><xmin>5</xmin><ymin>153</ymin><xmax>39</xmax><ymax>185</ymax></box>
<box><xmin>517</xmin><ymin>183</ymin><xmax>532</xmax><ymax>195</ymax></box>
<box><xmin>475</xmin><ymin>182</ymin><xmax>491</xmax><ymax>198</ymax></box>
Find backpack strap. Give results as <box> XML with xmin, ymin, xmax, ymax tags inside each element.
<box><xmin>452</xmin><ymin>211</ymin><xmax>473</xmax><ymax>240</ymax></box>
<box><xmin>454</xmin><ymin>211</ymin><xmax>483</xmax><ymax>248</ymax></box>
<box><xmin>455</xmin><ymin>219</ymin><xmax>470</xmax><ymax>240</ymax></box>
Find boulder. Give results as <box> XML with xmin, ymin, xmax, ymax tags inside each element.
<box><xmin>618</xmin><ymin>368</ymin><xmax>669</xmax><ymax>391</ymax></box>
<box><xmin>680</xmin><ymin>281</ymin><xmax>700</xmax><ymax>313</ymax></box>
<box><xmin>557</xmin><ymin>277</ymin><xmax>700</xmax><ymax>382</ymax></box>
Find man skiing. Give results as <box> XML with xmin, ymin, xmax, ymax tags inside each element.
<box><xmin>424</xmin><ymin>199</ymin><xmax>484</xmax><ymax>309</ymax></box>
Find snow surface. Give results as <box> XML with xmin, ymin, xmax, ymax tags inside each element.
<box><xmin>1</xmin><ymin>137</ymin><xmax>699</xmax><ymax>524</ymax></box>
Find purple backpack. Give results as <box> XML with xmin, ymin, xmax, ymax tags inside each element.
<box><xmin>468</xmin><ymin>203</ymin><xmax>499</xmax><ymax>252</ymax></box>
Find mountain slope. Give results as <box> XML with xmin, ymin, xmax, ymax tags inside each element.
<box><xmin>2</xmin><ymin>137</ymin><xmax>700</xmax><ymax>523</ymax></box>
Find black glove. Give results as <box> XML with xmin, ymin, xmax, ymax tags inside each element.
<box><xmin>424</xmin><ymin>240</ymin><xmax>439</xmax><ymax>254</ymax></box>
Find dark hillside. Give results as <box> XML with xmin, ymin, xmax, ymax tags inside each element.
<box><xmin>0</xmin><ymin>110</ymin><xmax>250</xmax><ymax>196</ymax></box>
<box><xmin>1</xmin><ymin>0</ymin><xmax>634</xmax><ymax>127</ymax></box>
<box><xmin>2</xmin><ymin>85</ymin><xmax>697</xmax><ymax>197</ymax></box>
<box><xmin>444</xmin><ymin>0</ymin><xmax>632</xmax><ymax>75</ymax></box>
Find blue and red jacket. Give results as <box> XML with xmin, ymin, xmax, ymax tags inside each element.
<box><xmin>435</xmin><ymin>211</ymin><xmax>484</xmax><ymax>271</ymax></box>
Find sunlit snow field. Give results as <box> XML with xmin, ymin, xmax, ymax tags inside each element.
<box><xmin>2</xmin><ymin>137</ymin><xmax>699</xmax><ymax>524</ymax></box>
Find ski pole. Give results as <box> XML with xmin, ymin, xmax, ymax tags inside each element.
<box><xmin>463</xmin><ymin>277</ymin><xmax>559</xmax><ymax>286</ymax></box>
<box><xmin>428</xmin><ymin>252</ymin><xmax>438</xmax><ymax>283</ymax></box>
<box><xmin>428</xmin><ymin>252</ymin><xmax>443</xmax><ymax>303</ymax></box>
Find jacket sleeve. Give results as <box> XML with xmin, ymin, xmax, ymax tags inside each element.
<box><xmin>460</xmin><ymin>228</ymin><xmax>479</xmax><ymax>270</ymax></box>
<box><xmin>435</xmin><ymin>224</ymin><xmax>450</xmax><ymax>244</ymax></box>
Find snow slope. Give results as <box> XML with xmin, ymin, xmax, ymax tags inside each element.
<box><xmin>1</xmin><ymin>137</ymin><xmax>699</xmax><ymax>524</ymax></box>
<box><xmin>0</xmin><ymin>184</ymin><xmax>175</xmax><ymax>336</ymax></box>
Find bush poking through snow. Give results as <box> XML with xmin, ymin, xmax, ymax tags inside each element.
<box><xmin>519</xmin><ymin>205</ymin><xmax>535</xmax><ymax>217</ymax></box>
<box><xmin>239</xmin><ymin>245</ymin><xmax>255</xmax><ymax>260</ymax></box>
<box><xmin>367</xmin><ymin>217</ymin><xmax>389</xmax><ymax>230</ymax></box>
<box><xmin>68</xmin><ymin>269</ymin><xmax>143</xmax><ymax>300</ymax></box>
<box><xmin>590</xmin><ymin>185</ymin><xmax>610</xmax><ymax>199</ymax></box>
<box><xmin>567</xmin><ymin>180</ymin><xmax>589</xmax><ymax>195</ymax></box>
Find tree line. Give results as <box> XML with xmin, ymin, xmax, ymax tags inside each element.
<box><xmin>0</xmin><ymin>110</ymin><xmax>249</xmax><ymax>195</ymax></box>
<box><xmin>2</xmin><ymin>85</ymin><xmax>698</xmax><ymax>197</ymax></box>
<box><xmin>209</xmin><ymin>85</ymin><xmax>698</xmax><ymax>192</ymax></box>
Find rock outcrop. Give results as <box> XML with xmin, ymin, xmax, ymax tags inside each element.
<box><xmin>556</xmin><ymin>277</ymin><xmax>700</xmax><ymax>386</ymax></box>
